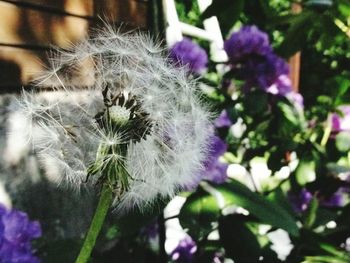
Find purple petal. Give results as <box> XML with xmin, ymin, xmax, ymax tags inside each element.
<box><xmin>169</xmin><ymin>38</ymin><xmax>208</xmax><ymax>74</ymax></box>
<box><xmin>171</xmin><ymin>237</ymin><xmax>197</xmax><ymax>263</ymax></box>
<box><xmin>331</xmin><ymin>106</ymin><xmax>350</xmax><ymax>133</ymax></box>
<box><xmin>0</xmin><ymin>205</ymin><xmax>41</xmax><ymax>262</ymax></box>
<box><xmin>214</xmin><ymin>110</ymin><xmax>233</xmax><ymax>129</ymax></box>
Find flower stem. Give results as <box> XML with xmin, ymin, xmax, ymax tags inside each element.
<box><xmin>321</xmin><ymin>122</ymin><xmax>332</xmax><ymax>147</ymax></box>
<box><xmin>75</xmin><ymin>184</ymin><xmax>113</xmax><ymax>263</ymax></box>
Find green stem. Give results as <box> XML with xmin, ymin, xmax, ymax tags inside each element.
<box><xmin>320</xmin><ymin>121</ymin><xmax>332</xmax><ymax>147</ymax></box>
<box><xmin>75</xmin><ymin>184</ymin><xmax>113</xmax><ymax>263</ymax></box>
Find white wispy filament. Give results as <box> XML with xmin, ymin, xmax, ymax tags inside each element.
<box><xmin>13</xmin><ymin>27</ymin><xmax>212</xmax><ymax>212</ymax></box>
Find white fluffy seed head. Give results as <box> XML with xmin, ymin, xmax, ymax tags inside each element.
<box><xmin>12</xmin><ymin>26</ymin><xmax>212</xmax><ymax>212</ymax></box>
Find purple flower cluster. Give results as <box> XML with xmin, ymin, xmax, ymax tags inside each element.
<box><xmin>140</xmin><ymin>220</ymin><xmax>158</xmax><ymax>240</ymax></box>
<box><xmin>0</xmin><ymin>205</ymin><xmax>41</xmax><ymax>263</ymax></box>
<box><xmin>184</xmin><ymin>111</ymin><xmax>231</xmax><ymax>190</ymax></box>
<box><xmin>287</xmin><ymin>91</ymin><xmax>304</xmax><ymax>109</ymax></box>
<box><xmin>201</xmin><ymin>135</ymin><xmax>229</xmax><ymax>185</ymax></box>
<box><xmin>171</xmin><ymin>237</ymin><xmax>197</xmax><ymax>263</ymax></box>
<box><xmin>224</xmin><ymin>26</ymin><xmax>291</xmax><ymax>95</ymax></box>
<box><xmin>288</xmin><ymin>188</ymin><xmax>346</xmax><ymax>213</ymax></box>
<box><xmin>214</xmin><ymin>110</ymin><xmax>233</xmax><ymax>129</ymax></box>
<box><xmin>199</xmin><ymin>111</ymin><xmax>232</xmax><ymax>185</ymax></box>
<box><xmin>170</xmin><ymin>237</ymin><xmax>224</xmax><ymax>263</ymax></box>
<box><xmin>169</xmin><ymin>38</ymin><xmax>208</xmax><ymax>74</ymax></box>
<box><xmin>321</xmin><ymin>190</ymin><xmax>345</xmax><ymax>208</ymax></box>
<box><xmin>184</xmin><ymin>134</ymin><xmax>228</xmax><ymax>190</ymax></box>
<box><xmin>288</xmin><ymin>188</ymin><xmax>313</xmax><ymax>213</ymax></box>
<box><xmin>224</xmin><ymin>25</ymin><xmax>272</xmax><ymax>61</ymax></box>
<box><xmin>331</xmin><ymin>106</ymin><xmax>350</xmax><ymax>133</ymax></box>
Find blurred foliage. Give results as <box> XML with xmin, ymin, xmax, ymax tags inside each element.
<box><xmin>169</xmin><ymin>0</ymin><xmax>350</xmax><ymax>262</ymax></box>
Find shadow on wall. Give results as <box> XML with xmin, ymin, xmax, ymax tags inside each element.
<box><xmin>0</xmin><ymin>60</ymin><xmax>21</xmax><ymax>88</ymax></box>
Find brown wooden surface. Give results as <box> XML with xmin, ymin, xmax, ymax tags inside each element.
<box><xmin>0</xmin><ymin>0</ymin><xmax>149</xmax><ymax>91</ymax></box>
<box><xmin>289</xmin><ymin>3</ymin><xmax>302</xmax><ymax>92</ymax></box>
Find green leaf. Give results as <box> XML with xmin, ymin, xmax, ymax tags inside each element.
<box><xmin>196</xmin><ymin>240</ymin><xmax>224</xmax><ymax>263</ymax></box>
<box><xmin>296</xmin><ymin>159</ymin><xmax>317</xmax><ymax>185</ymax></box>
<box><xmin>267</xmin><ymin>188</ymin><xmax>296</xmax><ymax>217</ymax></box>
<box><xmin>304</xmin><ymin>197</ymin><xmax>319</xmax><ymax>229</ymax></box>
<box><xmin>219</xmin><ymin>214</ymin><xmax>261</xmax><ymax>262</ymax></box>
<box><xmin>303</xmin><ymin>255</ymin><xmax>349</xmax><ymax>263</ymax></box>
<box><xmin>335</xmin><ymin>77</ymin><xmax>350</xmax><ymax>105</ymax></box>
<box><xmin>269</xmin><ymin>14</ymin><xmax>304</xmax><ymax>26</ymax></box>
<box><xmin>313</xmin><ymin>208</ymin><xmax>338</xmax><ymax>228</ymax></box>
<box><xmin>319</xmin><ymin>243</ymin><xmax>350</xmax><ymax>259</ymax></box>
<box><xmin>303</xmin><ymin>243</ymin><xmax>350</xmax><ymax>262</ymax></box>
<box><xmin>216</xmin><ymin>179</ymin><xmax>299</xmax><ymax>236</ymax></box>
<box><xmin>335</xmin><ymin>131</ymin><xmax>350</xmax><ymax>152</ymax></box>
<box><xmin>202</xmin><ymin>0</ymin><xmax>245</xmax><ymax>35</ymax></box>
<box><xmin>338</xmin><ymin>0</ymin><xmax>350</xmax><ymax>17</ymax></box>
<box><xmin>178</xmin><ymin>189</ymin><xmax>220</xmax><ymax>240</ymax></box>
<box><xmin>243</xmin><ymin>90</ymin><xmax>269</xmax><ymax>116</ymax></box>
<box><xmin>277</xmin><ymin>101</ymin><xmax>300</xmax><ymax>127</ymax></box>
<box><xmin>277</xmin><ymin>11</ymin><xmax>316</xmax><ymax>57</ymax></box>
<box><xmin>274</xmin><ymin>101</ymin><xmax>304</xmax><ymax>140</ymax></box>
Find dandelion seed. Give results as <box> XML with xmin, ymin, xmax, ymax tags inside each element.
<box><xmin>13</xmin><ymin>26</ymin><xmax>212</xmax><ymax>213</ymax></box>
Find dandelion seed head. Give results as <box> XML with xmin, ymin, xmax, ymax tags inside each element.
<box><xmin>11</xmin><ymin>26</ymin><xmax>212</xmax><ymax>212</ymax></box>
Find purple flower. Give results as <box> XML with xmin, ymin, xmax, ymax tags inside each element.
<box><xmin>224</xmin><ymin>25</ymin><xmax>272</xmax><ymax>63</ymax></box>
<box><xmin>171</xmin><ymin>237</ymin><xmax>197</xmax><ymax>263</ymax></box>
<box><xmin>201</xmin><ymin>136</ymin><xmax>228</xmax><ymax>185</ymax></box>
<box><xmin>288</xmin><ymin>188</ymin><xmax>346</xmax><ymax>213</ymax></box>
<box><xmin>266</xmin><ymin>75</ymin><xmax>293</xmax><ymax>96</ymax></box>
<box><xmin>202</xmin><ymin>160</ymin><xmax>228</xmax><ymax>185</ymax></box>
<box><xmin>224</xmin><ymin>25</ymin><xmax>290</xmax><ymax>94</ymax></box>
<box><xmin>320</xmin><ymin>189</ymin><xmax>346</xmax><ymax>207</ymax></box>
<box><xmin>212</xmin><ymin>251</ymin><xmax>225</xmax><ymax>263</ymax></box>
<box><xmin>244</xmin><ymin>53</ymin><xmax>289</xmax><ymax>91</ymax></box>
<box><xmin>214</xmin><ymin>110</ymin><xmax>233</xmax><ymax>129</ymax></box>
<box><xmin>185</xmin><ymin>135</ymin><xmax>228</xmax><ymax>190</ymax></box>
<box><xmin>140</xmin><ymin>220</ymin><xmax>158</xmax><ymax>240</ymax></box>
<box><xmin>331</xmin><ymin>106</ymin><xmax>350</xmax><ymax>133</ymax></box>
<box><xmin>169</xmin><ymin>38</ymin><xmax>208</xmax><ymax>74</ymax></box>
<box><xmin>287</xmin><ymin>92</ymin><xmax>304</xmax><ymax>109</ymax></box>
<box><xmin>288</xmin><ymin>189</ymin><xmax>313</xmax><ymax>213</ymax></box>
<box><xmin>208</xmin><ymin>135</ymin><xmax>228</xmax><ymax>158</ymax></box>
<box><xmin>0</xmin><ymin>205</ymin><xmax>41</xmax><ymax>263</ymax></box>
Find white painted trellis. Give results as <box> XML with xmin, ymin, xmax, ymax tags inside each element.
<box><xmin>162</xmin><ymin>0</ymin><xmax>228</xmax><ymax>62</ymax></box>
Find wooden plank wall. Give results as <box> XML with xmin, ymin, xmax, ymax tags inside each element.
<box><xmin>0</xmin><ymin>0</ymin><xmax>149</xmax><ymax>92</ymax></box>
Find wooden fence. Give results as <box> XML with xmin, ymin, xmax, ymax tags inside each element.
<box><xmin>0</xmin><ymin>0</ymin><xmax>150</xmax><ymax>93</ymax></box>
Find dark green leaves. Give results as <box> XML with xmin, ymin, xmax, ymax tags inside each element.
<box><xmin>202</xmin><ymin>0</ymin><xmax>245</xmax><ymax>35</ymax></box>
<box><xmin>338</xmin><ymin>0</ymin><xmax>350</xmax><ymax>17</ymax></box>
<box><xmin>276</xmin><ymin>11</ymin><xmax>316</xmax><ymax>57</ymax></box>
<box><xmin>243</xmin><ymin>90</ymin><xmax>269</xmax><ymax>116</ymax></box>
<box><xmin>179</xmin><ymin>189</ymin><xmax>220</xmax><ymax>240</ymax></box>
<box><xmin>179</xmin><ymin>179</ymin><xmax>299</xmax><ymax>242</ymax></box>
<box><xmin>219</xmin><ymin>214</ymin><xmax>261</xmax><ymax>262</ymax></box>
<box><xmin>216</xmin><ymin>179</ymin><xmax>299</xmax><ymax>236</ymax></box>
